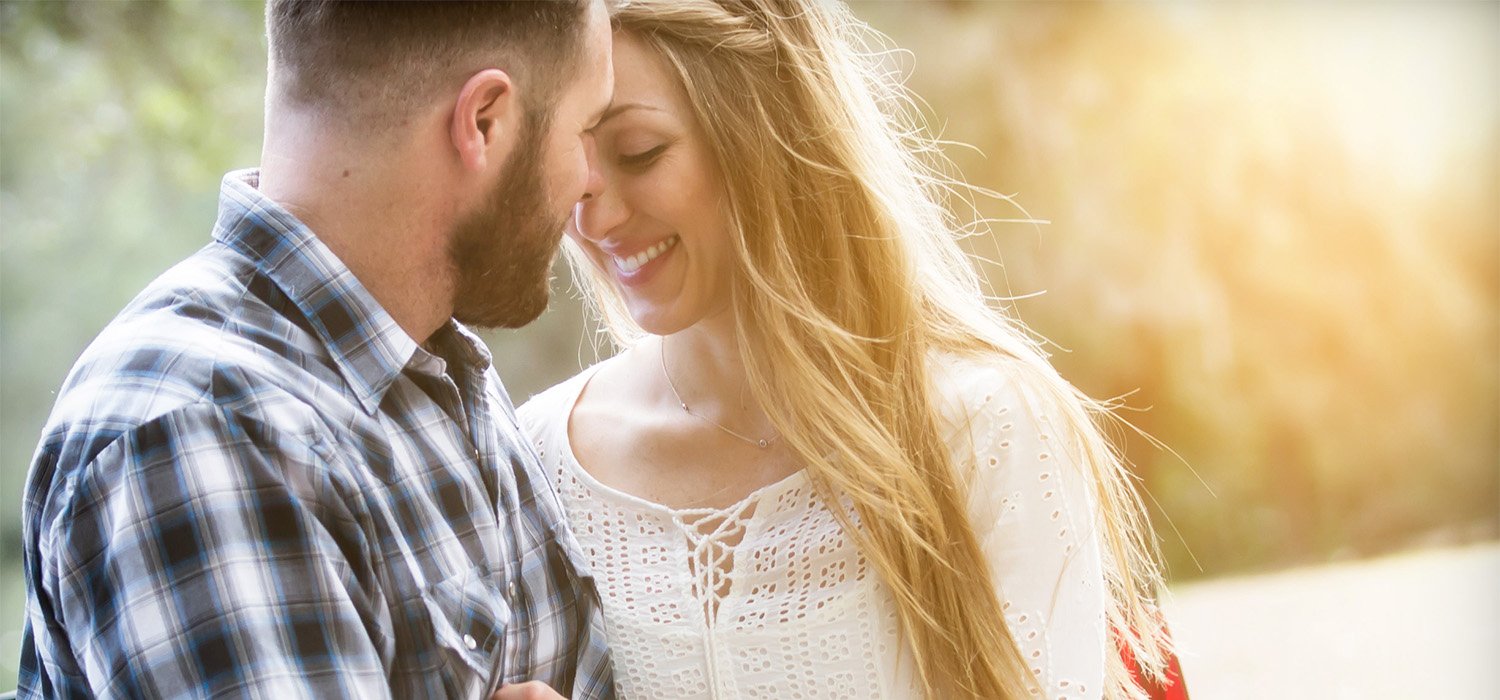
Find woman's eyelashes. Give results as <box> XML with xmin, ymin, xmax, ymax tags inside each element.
<box><xmin>617</xmin><ymin>143</ymin><xmax>668</xmax><ymax>170</ymax></box>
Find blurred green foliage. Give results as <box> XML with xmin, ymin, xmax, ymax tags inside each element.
<box><xmin>859</xmin><ymin>1</ymin><xmax>1499</xmax><ymax>578</ymax></box>
<box><xmin>1</xmin><ymin>0</ymin><xmax>1496</xmax><ymax>691</ymax></box>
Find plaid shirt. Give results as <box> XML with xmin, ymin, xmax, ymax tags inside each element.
<box><xmin>18</xmin><ymin>170</ymin><xmax>615</xmax><ymax>699</ymax></box>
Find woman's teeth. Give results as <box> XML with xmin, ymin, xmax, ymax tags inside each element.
<box><xmin>613</xmin><ymin>235</ymin><xmax>678</xmax><ymax>273</ymax></box>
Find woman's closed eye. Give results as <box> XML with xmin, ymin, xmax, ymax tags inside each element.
<box><xmin>618</xmin><ymin>144</ymin><xmax>668</xmax><ymax>169</ymax></box>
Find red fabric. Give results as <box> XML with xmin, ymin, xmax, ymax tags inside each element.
<box><xmin>1117</xmin><ymin>622</ymin><xmax>1189</xmax><ymax>700</ymax></box>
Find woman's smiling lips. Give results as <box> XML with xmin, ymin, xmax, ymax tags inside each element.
<box><xmin>603</xmin><ymin>234</ymin><xmax>680</xmax><ymax>287</ymax></box>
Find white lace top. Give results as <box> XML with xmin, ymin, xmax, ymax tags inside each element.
<box><xmin>517</xmin><ymin>354</ymin><xmax>1107</xmax><ymax>699</ymax></box>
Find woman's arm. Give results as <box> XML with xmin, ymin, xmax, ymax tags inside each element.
<box><xmin>946</xmin><ymin>361</ymin><xmax>1109</xmax><ymax>700</ymax></box>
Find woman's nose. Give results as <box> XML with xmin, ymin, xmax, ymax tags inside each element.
<box><xmin>578</xmin><ymin>135</ymin><xmax>605</xmax><ymax>204</ymax></box>
<box><xmin>574</xmin><ymin>177</ymin><xmax>629</xmax><ymax>243</ymax></box>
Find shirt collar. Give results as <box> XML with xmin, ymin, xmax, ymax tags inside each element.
<box><xmin>212</xmin><ymin>168</ymin><xmax>421</xmax><ymax>415</ymax></box>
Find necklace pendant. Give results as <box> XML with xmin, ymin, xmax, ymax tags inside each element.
<box><xmin>662</xmin><ymin>339</ymin><xmax>777</xmax><ymax>451</ymax></box>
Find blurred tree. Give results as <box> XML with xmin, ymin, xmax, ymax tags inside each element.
<box><xmin>1</xmin><ymin>1</ymin><xmax>269</xmax><ymax>687</ymax></box>
<box><xmin>860</xmin><ymin>0</ymin><xmax>1499</xmax><ymax>576</ymax></box>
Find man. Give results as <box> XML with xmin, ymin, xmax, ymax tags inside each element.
<box><xmin>18</xmin><ymin>1</ymin><xmax>614</xmax><ymax>697</ymax></box>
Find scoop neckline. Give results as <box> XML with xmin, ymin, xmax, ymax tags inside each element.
<box><xmin>555</xmin><ymin>357</ymin><xmax>809</xmax><ymax>519</ymax></box>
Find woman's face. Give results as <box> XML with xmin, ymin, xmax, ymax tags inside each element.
<box><xmin>571</xmin><ymin>31</ymin><xmax>735</xmax><ymax>336</ymax></box>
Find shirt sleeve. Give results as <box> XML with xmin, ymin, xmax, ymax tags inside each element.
<box><xmin>29</xmin><ymin>404</ymin><xmax>393</xmax><ymax>699</ymax></box>
<box><xmin>945</xmin><ymin>361</ymin><xmax>1109</xmax><ymax>700</ymax></box>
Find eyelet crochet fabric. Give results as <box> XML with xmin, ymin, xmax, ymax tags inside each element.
<box><xmin>519</xmin><ymin>354</ymin><xmax>1107</xmax><ymax>699</ymax></box>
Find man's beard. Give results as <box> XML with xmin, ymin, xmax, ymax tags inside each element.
<box><xmin>448</xmin><ymin>109</ymin><xmax>568</xmax><ymax>329</ymax></box>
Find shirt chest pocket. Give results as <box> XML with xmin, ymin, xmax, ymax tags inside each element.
<box><xmin>421</xmin><ymin>566</ymin><xmax>514</xmax><ymax>699</ymax></box>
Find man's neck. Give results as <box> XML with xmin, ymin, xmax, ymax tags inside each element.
<box><xmin>258</xmin><ymin>114</ymin><xmax>457</xmax><ymax>346</ymax></box>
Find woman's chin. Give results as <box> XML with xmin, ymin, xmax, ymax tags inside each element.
<box><xmin>629</xmin><ymin>308</ymin><xmax>689</xmax><ymax>337</ymax></box>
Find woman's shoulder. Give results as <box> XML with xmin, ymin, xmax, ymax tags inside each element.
<box><xmin>928</xmin><ymin>350</ymin><xmax>1066</xmax><ymax>423</ymax></box>
<box><xmin>927</xmin><ymin>349</ymin><xmax>1089</xmax><ymax>466</ymax></box>
<box><xmin>516</xmin><ymin>358</ymin><xmax>615</xmax><ymax>439</ymax></box>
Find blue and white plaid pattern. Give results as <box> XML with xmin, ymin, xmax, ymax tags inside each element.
<box><xmin>18</xmin><ymin>170</ymin><xmax>615</xmax><ymax>699</ymax></box>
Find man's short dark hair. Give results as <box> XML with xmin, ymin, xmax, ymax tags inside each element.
<box><xmin>266</xmin><ymin>0</ymin><xmax>589</xmax><ymax>129</ymax></box>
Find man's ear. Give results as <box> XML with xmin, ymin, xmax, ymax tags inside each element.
<box><xmin>450</xmin><ymin>68</ymin><xmax>520</xmax><ymax>174</ymax></box>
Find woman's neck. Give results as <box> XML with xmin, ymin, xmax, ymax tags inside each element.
<box><xmin>658</xmin><ymin>310</ymin><xmax>768</xmax><ymax>426</ymax></box>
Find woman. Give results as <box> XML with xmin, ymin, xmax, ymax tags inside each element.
<box><xmin>518</xmin><ymin>0</ymin><xmax>1175</xmax><ymax>697</ymax></box>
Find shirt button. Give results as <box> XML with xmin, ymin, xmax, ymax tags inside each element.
<box><xmin>463</xmin><ymin>633</ymin><xmax>478</xmax><ymax>650</ymax></box>
<box><xmin>507</xmin><ymin>582</ymin><xmax>517</xmax><ymax>599</ymax></box>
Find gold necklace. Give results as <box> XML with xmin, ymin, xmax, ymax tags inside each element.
<box><xmin>659</xmin><ymin>339</ymin><xmax>779</xmax><ymax>450</ymax></box>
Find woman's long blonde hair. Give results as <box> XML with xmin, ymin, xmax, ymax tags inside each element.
<box><xmin>566</xmin><ymin>0</ymin><xmax>1172</xmax><ymax>696</ymax></box>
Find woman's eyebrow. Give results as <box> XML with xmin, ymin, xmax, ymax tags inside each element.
<box><xmin>600</xmin><ymin>101</ymin><xmax>666</xmax><ymax>123</ymax></box>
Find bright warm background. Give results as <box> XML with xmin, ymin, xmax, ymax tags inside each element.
<box><xmin>2</xmin><ymin>1</ymin><xmax>1496</xmax><ymax>695</ymax></box>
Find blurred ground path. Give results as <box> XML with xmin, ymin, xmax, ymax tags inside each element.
<box><xmin>1166</xmin><ymin>542</ymin><xmax>1499</xmax><ymax>699</ymax></box>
